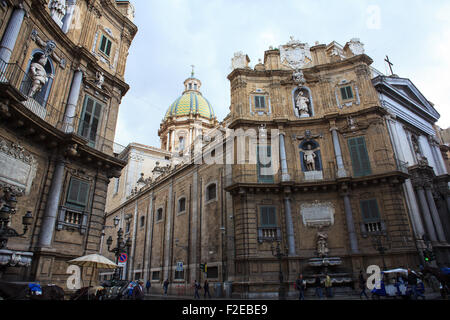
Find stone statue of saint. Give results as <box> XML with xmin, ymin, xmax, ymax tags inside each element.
<box><xmin>28</xmin><ymin>55</ymin><xmax>49</xmax><ymax>98</ymax></box>
<box><xmin>95</xmin><ymin>71</ymin><xmax>104</xmax><ymax>89</ymax></box>
<box><xmin>303</xmin><ymin>144</ymin><xmax>317</xmax><ymax>171</ymax></box>
<box><xmin>295</xmin><ymin>91</ymin><xmax>310</xmax><ymax>117</ymax></box>
<box><xmin>317</xmin><ymin>232</ymin><xmax>329</xmax><ymax>258</ymax></box>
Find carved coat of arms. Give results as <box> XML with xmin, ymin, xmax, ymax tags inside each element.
<box><xmin>280</xmin><ymin>37</ymin><xmax>312</xmax><ymax>70</ymax></box>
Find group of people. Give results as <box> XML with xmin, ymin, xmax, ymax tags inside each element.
<box><xmin>295</xmin><ymin>274</ymin><xmax>334</xmax><ymax>300</ymax></box>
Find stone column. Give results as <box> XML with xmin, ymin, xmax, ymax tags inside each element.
<box><xmin>37</xmin><ymin>156</ymin><xmax>66</xmax><ymax>248</ymax></box>
<box><xmin>163</xmin><ymin>181</ymin><xmax>174</xmax><ymax>281</ymax></box>
<box><xmin>0</xmin><ymin>6</ymin><xmax>26</xmax><ymax>63</ymax></box>
<box><xmin>279</xmin><ymin>133</ymin><xmax>291</xmax><ymax>181</ymax></box>
<box><xmin>416</xmin><ymin>187</ymin><xmax>438</xmax><ymax>242</ymax></box>
<box><xmin>343</xmin><ymin>193</ymin><xmax>359</xmax><ymax>254</ymax></box>
<box><xmin>284</xmin><ymin>195</ymin><xmax>296</xmax><ymax>256</ymax></box>
<box><xmin>127</xmin><ymin>201</ymin><xmax>139</xmax><ymax>280</ymax></box>
<box><xmin>62</xmin><ymin>0</ymin><xmax>77</xmax><ymax>34</ymax></box>
<box><xmin>144</xmin><ymin>193</ymin><xmax>154</xmax><ymax>281</ymax></box>
<box><xmin>425</xmin><ymin>188</ymin><xmax>446</xmax><ymax>242</ymax></box>
<box><xmin>62</xmin><ymin>69</ymin><xmax>83</xmax><ymax>133</ymax></box>
<box><xmin>330</xmin><ymin>127</ymin><xmax>347</xmax><ymax>178</ymax></box>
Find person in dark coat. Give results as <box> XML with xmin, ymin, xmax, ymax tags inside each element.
<box><xmin>163</xmin><ymin>279</ymin><xmax>169</xmax><ymax>295</ymax></box>
<box><xmin>204</xmin><ymin>280</ymin><xmax>211</xmax><ymax>299</ymax></box>
<box><xmin>146</xmin><ymin>280</ymin><xmax>151</xmax><ymax>294</ymax></box>
<box><xmin>193</xmin><ymin>280</ymin><xmax>201</xmax><ymax>299</ymax></box>
<box><xmin>407</xmin><ymin>269</ymin><xmax>418</xmax><ymax>299</ymax></box>
<box><xmin>132</xmin><ymin>280</ymin><xmax>145</xmax><ymax>300</ymax></box>
<box><xmin>359</xmin><ymin>270</ymin><xmax>369</xmax><ymax>299</ymax></box>
<box><xmin>314</xmin><ymin>276</ymin><xmax>323</xmax><ymax>299</ymax></box>
<box><xmin>295</xmin><ymin>274</ymin><xmax>306</xmax><ymax>300</ymax></box>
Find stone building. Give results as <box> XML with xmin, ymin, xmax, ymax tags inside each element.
<box><xmin>102</xmin><ymin>37</ymin><xmax>438</xmax><ymax>298</ymax></box>
<box><xmin>372</xmin><ymin>75</ymin><xmax>450</xmax><ymax>263</ymax></box>
<box><xmin>0</xmin><ymin>0</ymin><xmax>137</xmax><ymax>289</ymax></box>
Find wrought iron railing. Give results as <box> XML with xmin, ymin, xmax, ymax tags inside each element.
<box><xmin>0</xmin><ymin>58</ymin><xmax>126</xmax><ymax>157</ymax></box>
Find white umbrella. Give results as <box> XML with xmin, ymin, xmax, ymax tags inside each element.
<box><xmin>68</xmin><ymin>254</ymin><xmax>118</xmax><ymax>300</ymax></box>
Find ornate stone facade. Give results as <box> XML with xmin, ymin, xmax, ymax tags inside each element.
<box><xmin>0</xmin><ymin>0</ymin><xmax>137</xmax><ymax>289</ymax></box>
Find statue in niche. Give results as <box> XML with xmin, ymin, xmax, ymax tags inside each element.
<box><xmin>304</xmin><ymin>144</ymin><xmax>317</xmax><ymax>171</ymax></box>
<box><xmin>411</xmin><ymin>135</ymin><xmax>428</xmax><ymax>165</ymax></box>
<box><xmin>317</xmin><ymin>231</ymin><xmax>329</xmax><ymax>258</ymax></box>
<box><xmin>29</xmin><ymin>55</ymin><xmax>49</xmax><ymax>98</ymax></box>
<box><xmin>95</xmin><ymin>71</ymin><xmax>104</xmax><ymax>89</ymax></box>
<box><xmin>294</xmin><ymin>89</ymin><xmax>311</xmax><ymax>118</ymax></box>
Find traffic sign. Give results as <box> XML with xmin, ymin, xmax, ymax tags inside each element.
<box><xmin>119</xmin><ymin>253</ymin><xmax>128</xmax><ymax>263</ymax></box>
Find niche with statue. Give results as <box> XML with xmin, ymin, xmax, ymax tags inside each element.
<box><xmin>293</xmin><ymin>87</ymin><xmax>313</xmax><ymax>118</ymax></box>
<box><xmin>299</xmin><ymin>140</ymin><xmax>323</xmax><ymax>181</ymax></box>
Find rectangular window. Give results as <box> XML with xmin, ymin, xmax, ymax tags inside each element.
<box><xmin>140</xmin><ymin>216</ymin><xmax>145</xmax><ymax>228</ymax></box>
<box><xmin>178</xmin><ymin>198</ymin><xmax>186</xmax><ymax>212</ymax></box>
<box><xmin>78</xmin><ymin>95</ymin><xmax>103</xmax><ymax>147</ymax></box>
<box><xmin>348</xmin><ymin>137</ymin><xmax>372</xmax><ymax>177</ymax></box>
<box><xmin>206</xmin><ymin>266</ymin><xmax>218</xmax><ymax>279</ymax></box>
<box><xmin>206</xmin><ymin>184</ymin><xmax>216</xmax><ymax>202</ymax></box>
<box><xmin>340</xmin><ymin>86</ymin><xmax>354</xmax><ymax>100</ymax></box>
<box><xmin>99</xmin><ymin>35</ymin><xmax>112</xmax><ymax>57</ymax></box>
<box><xmin>66</xmin><ymin>178</ymin><xmax>90</xmax><ymax>210</ymax></box>
<box><xmin>114</xmin><ymin>177</ymin><xmax>120</xmax><ymax>194</ymax></box>
<box><xmin>254</xmin><ymin>96</ymin><xmax>266</xmax><ymax>109</ymax></box>
<box><xmin>152</xmin><ymin>271</ymin><xmax>160</xmax><ymax>280</ymax></box>
<box><xmin>258</xmin><ymin>206</ymin><xmax>279</xmax><ymax>242</ymax></box>
<box><xmin>360</xmin><ymin>199</ymin><xmax>383</xmax><ymax>233</ymax></box>
<box><xmin>257</xmin><ymin>145</ymin><xmax>274</xmax><ymax>183</ymax></box>
<box><xmin>174</xmin><ymin>270</ymin><xmax>184</xmax><ymax>280</ymax></box>
<box><xmin>156</xmin><ymin>208</ymin><xmax>163</xmax><ymax>221</ymax></box>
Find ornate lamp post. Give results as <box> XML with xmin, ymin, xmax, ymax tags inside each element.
<box><xmin>106</xmin><ymin>216</ymin><xmax>132</xmax><ymax>280</ymax></box>
<box><xmin>369</xmin><ymin>230</ymin><xmax>392</xmax><ymax>271</ymax></box>
<box><xmin>271</xmin><ymin>239</ymin><xmax>288</xmax><ymax>300</ymax></box>
<box><xmin>0</xmin><ymin>188</ymin><xmax>33</xmax><ymax>249</ymax></box>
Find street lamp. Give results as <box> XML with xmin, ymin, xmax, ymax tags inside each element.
<box><xmin>369</xmin><ymin>230</ymin><xmax>392</xmax><ymax>271</ymax></box>
<box><xmin>271</xmin><ymin>239</ymin><xmax>288</xmax><ymax>300</ymax></box>
<box><xmin>0</xmin><ymin>188</ymin><xmax>33</xmax><ymax>249</ymax></box>
<box><xmin>106</xmin><ymin>227</ymin><xmax>132</xmax><ymax>280</ymax></box>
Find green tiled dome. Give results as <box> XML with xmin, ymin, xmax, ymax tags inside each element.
<box><xmin>165</xmin><ymin>91</ymin><xmax>215</xmax><ymax>120</ymax></box>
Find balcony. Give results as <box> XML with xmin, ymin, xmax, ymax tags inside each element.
<box><xmin>0</xmin><ymin>59</ymin><xmax>125</xmax><ymax>157</ymax></box>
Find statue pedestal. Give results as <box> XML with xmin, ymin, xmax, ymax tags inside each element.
<box><xmin>304</xmin><ymin>171</ymin><xmax>323</xmax><ymax>181</ymax></box>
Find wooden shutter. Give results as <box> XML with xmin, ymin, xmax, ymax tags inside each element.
<box><xmin>66</xmin><ymin>178</ymin><xmax>90</xmax><ymax>208</ymax></box>
<box><xmin>348</xmin><ymin>137</ymin><xmax>371</xmax><ymax>177</ymax></box>
<box><xmin>255</xmin><ymin>96</ymin><xmax>266</xmax><ymax>109</ymax></box>
<box><xmin>260</xmin><ymin>207</ymin><xmax>277</xmax><ymax>227</ymax></box>
<box><xmin>341</xmin><ymin>86</ymin><xmax>354</xmax><ymax>100</ymax></box>
<box><xmin>79</xmin><ymin>96</ymin><xmax>102</xmax><ymax>145</ymax></box>
<box><xmin>257</xmin><ymin>145</ymin><xmax>274</xmax><ymax>183</ymax></box>
<box><xmin>360</xmin><ymin>199</ymin><xmax>381</xmax><ymax>223</ymax></box>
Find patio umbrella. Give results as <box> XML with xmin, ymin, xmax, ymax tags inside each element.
<box><xmin>68</xmin><ymin>254</ymin><xmax>117</xmax><ymax>300</ymax></box>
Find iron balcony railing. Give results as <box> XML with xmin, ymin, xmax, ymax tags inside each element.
<box><xmin>0</xmin><ymin>58</ymin><xmax>126</xmax><ymax>157</ymax></box>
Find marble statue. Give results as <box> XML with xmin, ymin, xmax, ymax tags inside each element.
<box><xmin>303</xmin><ymin>144</ymin><xmax>317</xmax><ymax>171</ymax></box>
<box><xmin>317</xmin><ymin>232</ymin><xmax>329</xmax><ymax>258</ymax></box>
<box><xmin>95</xmin><ymin>71</ymin><xmax>104</xmax><ymax>89</ymax></box>
<box><xmin>28</xmin><ymin>55</ymin><xmax>49</xmax><ymax>98</ymax></box>
<box><xmin>295</xmin><ymin>91</ymin><xmax>310</xmax><ymax>117</ymax></box>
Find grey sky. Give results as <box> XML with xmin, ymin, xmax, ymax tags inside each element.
<box><xmin>115</xmin><ymin>0</ymin><xmax>450</xmax><ymax>148</ymax></box>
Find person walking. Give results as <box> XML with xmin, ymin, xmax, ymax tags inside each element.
<box><xmin>132</xmin><ymin>280</ymin><xmax>145</xmax><ymax>300</ymax></box>
<box><xmin>145</xmin><ymin>280</ymin><xmax>151</xmax><ymax>294</ymax></box>
<box><xmin>325</xmin><ymin>274</ymin><xmax>333</xmax><ymax>298</ymax></box>
<box><xmin>359</xmin><ymin>270</ymin><xmax>369</xmax><ymax>299</ymax></box>
<box><xmin>295</xmin><ymin>274</ymin><xmax>306</xmax><ymax>300</ymax></box>
<box><xmin>203</xmin><ymin>280</ymin><xmax>211</xmax><ymax>299</ymax></box>
<box><xmin>163</xmin><ymin>279</ymin><xmax>170</xmax><ymax>296</ymax></box>
<box><xmin>193</xmin><ymin>280</ymin><xmax>201</xmax><ymax>299</ymax></box>
<box><xmin>314</xmin><ymin>275</ymin><xmax>323</xmax><ymax>299</ymax></box>
<box><xmin>407</xmin><ymin>269</ymin><xmax>418</xmax><ymax>300</ymax></box>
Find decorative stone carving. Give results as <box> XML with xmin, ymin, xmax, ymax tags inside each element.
<box><xmin>295</xmin><ymin>90</ymin><xmax>310</xmax><ymax>118</ymax></box>
<box><xmin>95</xmin><ymin>71</ymin><xmax>104</xmax><ymax>89</ymax></box>
<box><xmin>231</xmin><ymin>51</ymin><xmax>250</xmax><ymax>70</ymax></box>
<box><xmin>280</xmin><ymin>36</ymin><xmax>312</xmax><ymax>70</ymax></box>
<box><xmin>293</xmin><ymin>69</ymin><xmax>306</xmax><ymax>86</ymax></box>
<box><xmin>0</xmin><ymin>249</ymin><xmax>33</xmax><ymax>267</ymax></box>
<box><xmin>316</xmin><ymin>232</ymin><xmax>329</xmax><ymax>258</ymax></box>
<box><xmin>346</xmin><ymin>38</ymin><xmax>365</xmax><ymax>56</ymax></box>
<box><xmin>28</xmin><ymin>55</ymin><xmax>49</xmax><ymax>98</ymax></box>
<box><xmin>0</xmin><ymin>140</ymin><xmax>37</xmax><ymax>196</ymax></box>
<box><xmin>49</xmin><ymin>0</ymin><xmax>67</xmax><ymax>28</ymax></box>
<box><xmin>300</xmin><ymin>201</ymin><xmax>335</xmax><ymax>228</ymax></box>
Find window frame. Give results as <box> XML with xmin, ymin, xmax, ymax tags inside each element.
<box><xmin>178</xmin><ymin>197</ymin><xmax>186</xmax><ymax>213</ymax></box>
<box><xmin>205</xmin><ymin>183</ymin><xmax>217</xmax><ymax>202</ymax></box>
<box><xmin>78</xmin><ymin>94</ymin><xmax>104</xmax><ymax>147</ymax></box>
<box><xmin>348</xmin><ymin>136</ymin><xmax>372</xmax><ymax>177</ymax></box>
<box><xmin>99</xmin><ymin>34</ymin><xmax>113</xmax><ymax>57</ymax></box>
<box><xmin>340</xmin><ymin>85</ymin><xmax>354</xmax><ymax>101</ymax></box>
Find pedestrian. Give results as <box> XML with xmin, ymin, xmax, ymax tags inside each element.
<box><xmin>416</xmin><ymin>279</ymin><xmax>426</xmax><ymax>300</ymax></box>
<box><xmin>407</xmin><ymin>268</ymin><xmax>418</xmax><ymax>300</ymax></box>
<box><xmin>193</xmin><ymin>280</ymin><xmax>201</xmax><ymax>299</ymax></box>
<box><xmin>132</xmin><ymin>280</ymin><xmax>145</xmax><ymax>300</ymax></box>
<box><xmin>359</xmin><ymin>270</ymin><xmax>369</xmax><ymax>299</ymax></box>
<box><xmin>127</xmin><ymin>281</ymin><xmax>135</xmax><ymax>299</ymax></box>
<box><xmin>146</xmin><ymin>279</ymin><xmax>151</xmax><ymax>294</ymax></box>
<box><xmin>314</xmin><ymin>275</ymin><xmax>323</xmax><ymax>299</ymax></box>
<box><xmin>295</xmin><ymin>274</ymin><xmax>306</xmax><ymax>300</ymax></box>
<box><xmin>325</xmin><ymin>274</ymin><xmax>333</xmax><ymax>298</ymax></box>
<box><xmin>204</xmin><ymin>280</ymin><xmax>211</xmax><ymax>299</ymax></box>
<box><xmin>163</xmin><ymin>279</ymin><xmax>170</xmax><ymax>296</ymax></box>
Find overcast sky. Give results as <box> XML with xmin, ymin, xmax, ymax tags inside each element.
<box><xmin>115</xmin><ymin>0</ymin><xmax>450</xmax><ymax>148</ymax></box>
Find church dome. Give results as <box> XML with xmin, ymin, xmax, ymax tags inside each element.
<box><xmin>164</xmin><ymin>73</ymin><xmax>215</xmax><ymax>121</ymax></box>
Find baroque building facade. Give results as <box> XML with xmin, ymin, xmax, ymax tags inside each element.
<box><xmin>0</xmin><ymin>0</ymin><xmax>137</xmax><ymax>289</ymax></box>
<box><xmin>103</xmin><ymin>37</ymin><xmax>449</xmax><ymax>298</ymax></box>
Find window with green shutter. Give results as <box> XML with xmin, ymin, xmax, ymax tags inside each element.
<box><xmin>78</xmin><ymin>95</ymin><xmax>103</xmax><ymax>147</ymax></box>
<box><xmin>348</xmin><ymin>137</ymin><xmax>372</xmax><ymax>177</ymax></box>
<box><xmin>99</xmin><ymin>35</ymin><xmax>112</xmax><ymax>57</ymax></box>
<box><xmin>260</xmin><ymin>206</ymin><xmax>277</xmax><ymax>227</ymax></box>
<box><xmin>66</xmin><ymin>178</ymin><xmax>90</xmax><ymax>209</ymax></box>
<box><xmin>257</xmin><ymin>145</ymin><xmax>274</xmax><ymax>183</ymax></box>
<box><xmin>340</xmin><ymin>86</ymin><xmax>354</xmax><ymax>100</ymax></box>
<box><xmin>254</xmin><ymin>96</ymin><xmax>266</xmax><ymax>110</ymax></box>
<box><xmin>360</xmin><ymin>199</ymin><xmax>383</xmax><ymax>233</ymax></box>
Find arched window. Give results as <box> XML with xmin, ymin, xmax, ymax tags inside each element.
<box><xmin>179</xmin><ymin>136</ymin><xmax>185</xmax><ymax>151</ymax></box>
<box><xmin>22</xmin><ymin>50</ymin><xmax>54</xmax><ymax>107</ymax></box>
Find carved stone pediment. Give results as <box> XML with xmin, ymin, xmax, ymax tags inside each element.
<box><xmin>280</xmin><ymin>37</ymin><xmax>312</xmax><ymax>70</ymax></box>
